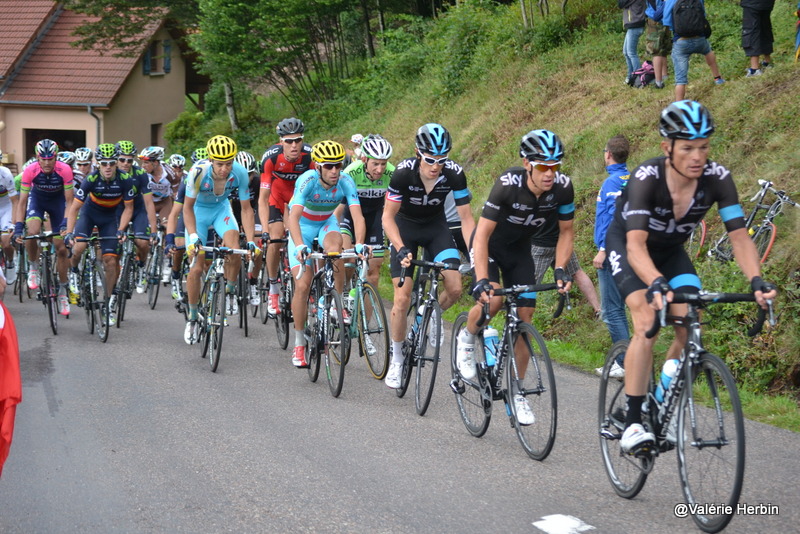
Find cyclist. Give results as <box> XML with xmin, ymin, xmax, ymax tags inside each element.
<box><xmin>605</xmin><ymin>100</ymin><xmax>777</xmax><ymax>453</ymax></box>
<box><xmin>64</xmin><ymin>143</ymin><xmax>135</xmax><ymax>326</ymax></box>
<box><xmin>168</xmin><ymin>154</ymin><xmax>186</xmax><ymax>183</ymax></box>
<box><xmin>115</xmin><ymin>141</ymin><xmax>158</xmax><ymax>294</ymax></box>
<box><xmin>190</xmin><ymin>147</ymin><xmax>208</xmax><ymax>166</ymax></box>
<box><xmin>14</xmin><ymin>139</ymin><xmax>74</xmax><ymax>315</ymax></box>
<box><xmin>457</xmin><ymin>129</ymin><xmax>574</xmax><ymax>424</ymax></box>
<box><xmin>382</xmin><ymin>123</ymin><xmax>475</xmax><ymax>389</ymax></box>
<box><xmin>138</xmin><ymin>146</ymin><xmax>178</xmax><ymax>199</ymax></box>
<box><xmin>73</xmin><ymin>147</ymin><xmax>95</xmax><ymax>187</ymax></box>
<box><xmin>57</xmin><ymin>151</ymin><xmax>77</xmax><ymax>169</ymax></box>
<box><xmin>231</xmin><ymin>150</ymin><xmax>263</xmax><ymax>306</ymax></box>
<box><xmin>0</xmin><ymin>155</ymin><xmax>19</xmax><ymax>285</ymax></box>
<box><xmin>286</xmin><ymin>140</ymin><xmax>366</xmax><ymax>368</ymax></box>
<box><xmin>182</xmin><ymin>135</ymin><xmax>259</xmax><ymax>344</ymax></box>
<box><xmin>340</xmin><ymin>134</ymin><xmax>394</xmax><ymax>289</ymax></box>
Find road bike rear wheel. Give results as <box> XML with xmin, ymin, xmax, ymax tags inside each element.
<box><xmin>508</xmin><ymin>322</ymin><xmax>557</xmax><ymax>461</ymax></box>
<box><xmin>450</xmin><ymin>312</ymin><xmax>492</xmax><ymax>437</ymax></box>
<box><xmin>42</xmin><ymin>258</ymin><xmax>58</xmax><ymax>335</ymax></box>
<box><xmin>208</xmin><ymin>281</ymin><xmax>226</xmax><ymax>372</ymax></box>
<box><xmin>82</xmin><ymin>264</ymin><xmax>95</xmax><ymax>335</ymax></box>
<box><xmin>92</xmin><ymin>264</ymin><xmax>109</xmax><ymax>343</ymax></box>
<box><xmin>324</xmin><ymin>289</ymin><xmax>348</xmax><ymax>398</ymax></box>
<box><xmin>146</xmin><ymin>246</ymin><xmax>163</xmax><ymax>309</ymax></box>
<box><xmin>15</xmin><ymin>245</ymin><xmax>28</xmax><ymax>302</ymax></box>
<box><xmin>358</xmin><ymin>282</ymin><xmax>389</xmax><ymax>380</ymax></box>
<box><xmin>598</xmin><ymin>340</ymin><xmax>648</xmax><ymax>498</ymax></box>
<box><xmin>259</xmin><ymin>262</ymin><xmax>270</xmax><ymax>324</ymax></box>
<box><xmin>306</xmin><ymin>282</ymin><xmax>321</xmax><ymax>382</ymax></box>
<box><xmin>116</xmin><ymin>255</ymin><xmax>133</xmax><ymax>327</ymax></box>
<box><xmin>237</xmin><ymin>263</ymin><xmax>249</xmax><ymax>337</ymax></box>
<box><xmin>677</xmin><ymin>352</ymin><xmax>745</xmax><ymax>533</ymax></box>
<box><xmin>751</xmin><ymin>222</ymin><xmax>776</xmax><ymax>264</ymax></box>
<box><xmin>414</xmin><ymin>300</ymin><xmax>440</xmax><ymax>416</ymax></box>
<box><xmin>685</xmin><ymin>220</ymin><xmax>706</xmax><ymax>259</ymax></box>
<box><xmin>199</xmin><ymin>278</ymin><xmax>212</xmax><ymax>360</ymax></box>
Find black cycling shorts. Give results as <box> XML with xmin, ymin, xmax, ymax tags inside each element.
<box><xmin>389</xmin><ymin>215</ymin><xmax>459</xmax><ymax>278</ymax></box>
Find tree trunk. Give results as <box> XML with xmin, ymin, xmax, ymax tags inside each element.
<box><xmin>520</xmin><ymin>0</ymin><xmax>528</xmax><ymax>28</ymax></box>
<box><xmin>360</xmin><ymin>0</ymin><xmax>375</xmax><ymax>57</ymax></box>
<box><xmin>224</xmin><ymin>81</ymin><xmax>239</xmax><ymax>132</ymax></box>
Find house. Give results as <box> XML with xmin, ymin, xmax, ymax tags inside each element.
<box><xmin>0</xmin><ymin>1</ymin><xmax>209</xmax><ymax>173</ymax></box>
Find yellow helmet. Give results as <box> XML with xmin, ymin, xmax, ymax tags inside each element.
<box><xmin>311</xmin><ymin>140</ymin><xmax>345</xmax><ymax>164</ymax></box>
<box><xmin>206</xmin><ymin>135</ymin><xmax>237</xmax><ymax>162</ymax></box>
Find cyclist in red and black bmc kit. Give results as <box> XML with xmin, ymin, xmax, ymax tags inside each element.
<box><xmin>257</xmin><ymin>117</ymin><xmax>315</xmax><ymax>316</ymax></box>
<box><xmin>605</xmin><ymin>100</ymin><xmax>777</xmax><ymax>453</ymax></box>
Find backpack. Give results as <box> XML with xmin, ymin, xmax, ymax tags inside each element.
<box><xmin>629</xmin><ymin>60</ymin><xmax>656</xmax><ymax>88</ymax></box>
<box><xmin>672</xmin><ymin>0</ymin><xmax>711</xmax><ymax>38</ymax></box>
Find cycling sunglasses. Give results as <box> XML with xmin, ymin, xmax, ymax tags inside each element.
<box><xmin>532</xmin><ymin>162</ymin><xmax>561</xmax><ymax>172</ymax></box>
<box><xmin>282</xmin><ymin>137</ymin><xmax>304</xmax><ymax>144</ymax></box>
<box><xmin>419</xmin><ymin>154</ymin><xmax>448</xmax><ymax>166</ymax></box>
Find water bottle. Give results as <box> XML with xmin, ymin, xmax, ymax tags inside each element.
<box><xmin>484</xmin><ymin>327</ymin><xmax>499</xmax><ymax>367</ymax></box>
<box><xmin>655</xmin><ymin>359</ymin><xmax>679</xmax><ymax>402</ymax></box>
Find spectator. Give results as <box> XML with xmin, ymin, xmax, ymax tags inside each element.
<box><xmin>741</xmin><ymin>0</ymin><xmax>774</xmax><ymax>76</ymax></box>
<box><xmin>645</xmin><ymin>0</ymin><xmax>671</xmax><ymax>88</ymax></box>
<box><xmin>663</xmin><ymin>0</ymin><xmax>725</xmax><ymax>101</ymax></box>
<box><xmin>0</xmin><ymin>300</ymin><xmax>21</xmax><ymax>478</ymax></box>
<box><xmin>621</xmin><ymin>0</ymin><xmax>647</xmax><ymax>85</ymax></box>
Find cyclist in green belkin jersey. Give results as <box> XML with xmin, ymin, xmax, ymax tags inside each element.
<box><xmin>340</xmin><ymin>134</ymin><xmax>394</xmax><ymax>289</ymax></box>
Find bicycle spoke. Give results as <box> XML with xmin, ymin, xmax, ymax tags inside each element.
<box><xmin>450</xmin><ymin>312</ymin><xmax>491</xmax><ymax>437</ymax></box>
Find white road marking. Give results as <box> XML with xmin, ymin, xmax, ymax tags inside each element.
<box><xmin>533</xmin><ymin>514</ymin><xmax>596</xmax><ymax>534</ymax></box>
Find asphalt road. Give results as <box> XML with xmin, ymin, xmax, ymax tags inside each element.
<box><xmin>1</xmin><ymin>289</ymin><xmax>797</xmax><ymax>533</ymax></box>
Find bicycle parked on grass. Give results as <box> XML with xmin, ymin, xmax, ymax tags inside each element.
<box><xmin>74</xmin><ymin>235</ymin><xmax>116</xmax><ymax>343</ymax></box>
<box><xmin>23</xmin><ymin>232</ymin><xmax>60</xmax><ymax>334</ymax></box>
<box><xmin>450</xmin><ymin>284</ymin><xmax>564</xmax><ymax>461</ymax></box>
<box><xmin>706</xmin><ymin>179</ymin><xmax>799</xmax><ymax>263</ymax></box>
<box><xmin>194</xmin><ymin>244</ymin><xmax>250</xmax><ymax>372</ymax></box>
<box><xmin>395</xmin><ymin>258</ymin><xmax>459</xmax><ymax>416</ymax></box>
<box><xmin>300</xmin><ymin>249</ymin><xmax>357</xmax><ymax>398</ymax></box>
<box><xmin>598</xmin><ymin>290</ymin><xmax>774</xmax><ymax>533</ymax></box>
<box><xmin>343</xmin><ymin>246</ymin><xmax>390</xmax><ymax>381</ymax></box>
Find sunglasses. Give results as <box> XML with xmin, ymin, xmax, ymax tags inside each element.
<box><xmin>532</xmin><ymin>162</ymin><xmax>561</xmax><ymax>172</ymax></box>
<box><xmin>419</xmin><ymin>154</ymin><xmax>448</xmax><ymax>166</ymax></box>
<box><xmin>118</xmin><ymin>157</ymin><xmax>134</xmax><ymax>164</ymax></box>
<box><xmin>282</xmin><ymin>137</ymin><xmax>304</xmax><ymax>144</ymax></box>
<box><xmin>321</xmin><ymin>162</ymin><xmax>342</xmax><ymax>170</ymax></box>
<box><xmin>77</xmin><ymin>162</ymin><xmax>91</xmax><ymax>166</ymax></box>
<box><xmin>99</xmin><ymin>160</ymin><xmax>117</xmax><ymax>167</ymax></box>
<box><xmin>171</xmin><ymin>165</ymin><xmax>183</xmax><ymax>170</ymax></box>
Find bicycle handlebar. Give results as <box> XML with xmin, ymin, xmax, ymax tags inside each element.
<box><xmin>398</xmin><ymin>258</ymin><xmax>460</xmax><ymax>288</ymax></box>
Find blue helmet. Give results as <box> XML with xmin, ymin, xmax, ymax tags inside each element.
<box><xmin>415</xmin><ymin>123</ymin><xmax>451</xmax><ymax>156</ymax></box>
<box><xmin>520</xmin><ymin>130</ymin><xmax>564</xmax><ymax>162</ymax></box>
<box><xmin>659</xmin><ymin>100</ymin><xmax>715</xmax><ymax>140</ymax></box>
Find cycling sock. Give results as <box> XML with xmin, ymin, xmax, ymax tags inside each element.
<box><xmin>172</xmin><ymin>269</ymin><xmax>181</xmax><ymax>279</ymax></box>
<box><xmin>625</xmin><ymin>395</ymin><xmax>645</xmax><ymax>427</ymax></box>
<box><xmin>295</xmin><ymin>330</ymin><xmax>305</xmax><ymax>347</ymax></box>
<box><xmin>226</xmin><ymin>281</ymin><xmax>235</xmax><ymax>294</ymax></box>
<box><xmin>60</xmin><ymin>283</ymin><xmax>68</xmax><ymax>295</ymax></box>
<box><xmin>459</xmin><ymin>328</ymin><xmax>475</xmax><ymax>344</ymax></box>
<box><xmin>30</xmin><ymin>261</ymin><xmax>39</xmax><ymax>272</ymax></box>
<box><xmin>392</xmin><ymin>340</ymin><xmax>404</xmax><ymax>364</ymax></box>
<box><xmin>269</xmin><ymin>278</ymin><xmax>279</xmax><ymax>293</ymax></box>
<box><xmin>188</xmin><ymin>306</ymin><xmax>198</xmax><ymax>321</ymax></box>
<box><xmin>249</xmin><ymin>277</ymin><xmax>257</xmax><ymax>286</ymax></box>
<box><xmin>137</xmin><ymin>260</ymin><xmax>145</xmax><ymax>269</ymax></box>
<box><xmin>70</xmin><ymin>266</ymin><xmax>79</xmax><ymax>273</ymax></box>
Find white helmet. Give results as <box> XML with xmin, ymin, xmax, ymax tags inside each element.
<box><xmin>360</xmin><ymin>134</ymin><xmax>393</xmax><ymax>160</ymax></box>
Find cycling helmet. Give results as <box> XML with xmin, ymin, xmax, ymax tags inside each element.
<box><xmin>57</xmin><ymin>151</ymin><xmax>77</xmax><ymax>166</ymax></box>
<box><xmin>206</xmin><ymin>135</ymin><xmax>237</xmax><ymax>161</ymax></box>
<box><xmin>350</xmin><ymin>133</ymin><xmax>364</xmax><ymax>145</ymax></box>
<box><xmin>311</xmin><ymin>140</ymin><xmax>346</xmax><ymax>164</ymax></box>
<box><xmin>138</xmin><ymin>146</ymin><xmax>165</xmax><ymax>161</ymax></box>
<box><xmin>360</xmin><ymin>134</ymin><xmax>393</xmax><ymax>160</ymax></box>
<box><xmin>74</xmin><ymin>147</ymin><xmax>93</xmax><ymax>162</ymax></box>
<box><xmin>168</xmin><ymin>154</ymin><xmax>186</xmax><ymax>168</ymax></box>
<box><xmin>235</xmin><ymin>151</ymin><xmax>258</xmax><ymax>174</ymax></box>
<box><xmin>191</xmin><ymin>147</ymin><xmax>208</xmax><ymax>164</ymax></box>
<box><xmin>659</xmin><ymin>100</ymin><xmax>715</xmax><ymax>140</ymax></box>
<box><xmin>520</xmin><ymin>129</ymin><xmax>564</xmax><ymax>162</ymax></box>
<box><xmin>276</xmin><ymin>117</ymin><xmax>305</xmax><ymax>137</ymax></box>
<box><xmin>22</xmin><ymin>157</ymin><xmax>37</xmax><ymax>171</ymax></box>
<box><xmin>116</xmin><ymin>140</ymin><xmax>137</xmax><ymax>156</ymax></box>
<box><xmin>96</xmin><ymin>143</ymin><xmax>119</xmax><ymax>161</ymax></box>
<box><xmin>415</xmin><ymin>123</ymin><xmax>451</xmax><ymax>156</ymax></box>
<box><xmin>35</xmin><ymin>139</ymin><xmax>59</xmax><ymax>158</ymax></box>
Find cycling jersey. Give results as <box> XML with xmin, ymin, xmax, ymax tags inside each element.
<box><xmin>612</xmin><ymin>156</ymin><xmax>745</xmax><ymax>247</ymax></box>
<box><xmin>75</xmin><ymin>170</ymin><xmax>135</xmax><ymax>211</ymax></box>
<box><xmin>386</xmin><ymin>158</ymin><xmax>471</xmax><ymax>222</ymax></box>
<box><xmin>146</xmin><ymin>171</ymin><xmax>172</xmax><ymax>202</ymax></box>
<box><xmin>185</xmin><ymin>161</ymin><xmax>251</xmax><ymax>207</ymax></box>
<box><xmin>20</xmin><ymin>161</ymin><xmax>74</xmax><ymax>199</ymax></box>
<box><xmin>259</xmin><ymin>143</ymin><xmax>315</xmax><ymax>187</ymax></box>
<box><xmin>0</xmin><ymin>167</ymin><xmax>17</xmax><ymax>231</ymax></box>
<box><xmin>342</xmin><ymin>160</ymin><xmax>394</xmax><ymax>214</ymax></box>
<box><xmin>481</xmin><ymin>166</ymin><xmax>575</xmax><ymax>246</ymax></box>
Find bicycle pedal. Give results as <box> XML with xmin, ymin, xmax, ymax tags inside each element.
<box><xmin>449</xmin><ymin>378</ymin><xmax>465</xmax><ymax>395</ymax></box>
<box><xmin>630</xmin><ymin>441</ymin><xmax>657</xmax><ymax>458</ymax></box>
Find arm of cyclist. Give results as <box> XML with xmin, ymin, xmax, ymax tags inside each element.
<box><xmin>381</xmin><ymin>195</ymin><xmax>411</xmax><ymax>268</ymax></box>
<box><xmin>286</xmin><ymin>203</ymin><xmax>307</xmax><ymax>262</ymax></box>
<box><xmin>142</xmin><ymin>191</ymin><xmax>158</xmax><ymax>242</ymax></box>
<box><xmin>728</xmin><ymin>227</ymin><xmax>777</xmax><ymax>307</ymax></box>
<box><xmin>63</xmin><ymin>195</ymin><xmax>84</xmax><ymax>247</ymax></box>
<box><xmin>456</xmin><ymin>202</ymin><xmax>476</xmax><ymax>250</ymax></box>
<box><xmin>626</xmin><ymin>228</ymin><xmax>671</xmax><ymax>310</ymax></box>
<box><xmin>347</xmin><ymin>203</ymin><xmax>370</xmax><ymax>258</ymax></box>
<box><xmin>182</xmin><ymin>196</ymin><xmax>200</xmax><ymax>255</ymax></box>
<box><xmin>62</xmin><ymin>187</ymin><xmax>75</xmax><ymax>234</ymax></box>
<box><xmin>117</xmin><ymin>200</ymin><xmax>134</xmax><ymax>241</ymax></box>
<box><xmin>13</xmin><ymin>190</ymin><xmax>29</xmax><ymax>243</ymax></box>
<box><xmin>553</xmin><ymin>218</ymin><xmax>575</xmax><ymax>293</ymax></box>
<box><xmin>471</xmin><ymin>216</ymin><xmax>496</xmax><ymax>304</ymax></box>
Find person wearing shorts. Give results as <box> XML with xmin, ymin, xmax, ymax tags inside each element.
<box><xmin>645</xmin><ymin>0</ymin><xmax>672</xmax><ymax>87</ymax></box>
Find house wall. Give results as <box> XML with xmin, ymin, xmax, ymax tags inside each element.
<box><xmin>103</xmin><ymin>27</ymin><xmax>187</xmax><ymax>153</ymax></box>
<box><xmin>0</xmin><ymin>107</ymin><xmax>102</xmax><ymax>164</ymax></box>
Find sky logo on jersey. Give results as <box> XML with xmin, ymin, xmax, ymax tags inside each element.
<box><xmin>499</xmin><ymin>172</ymin><xmax>522</xmax><ymax>186</ymax></box>
<box><xmin>635</xmin><ymin>165</ymin><xmax>659</xmax><ymax>180</ymax></box>
<box><xmin>608</xmin><ymin>250</ymin><xmax>623</xmax><ymax>275</ymax></box>
<box><xmin>506</xmin><ymin>214</ymin><xmax>545</xmax><ymax>227</ymax></box>
<box><xmin>705</xmin><ymin>161</ymin><xmax>731</xmax><ymax>180</ymax></box>
<box><xmin>409</xmin><ymin>196</ymin><xmax>441</xmax><ymax>206</ymax></box>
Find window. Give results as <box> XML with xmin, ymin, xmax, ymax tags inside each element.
<box><xmin>151</xmin><ymin>124</ymin><xmax>162</xmax><ymax>146</ymax></box>
<box><xmin>142</xmin><ymin>39</ymin><xmax>172</xmax><ymax>76</ymax></box>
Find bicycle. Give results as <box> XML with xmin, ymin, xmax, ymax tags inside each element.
<box><xmin>114</xmin><ymin>227</ymin><xmax>138</xmax><ymax>327</ymax></box>
<box><xmin>342</xmin><ymin>246</ymin><xmax>390</xmax><ymax>380</ymax></box>
<box><xmin>300</xmin><ymin>250</ymin><xmax>356</xmax><ymax>398</ymax></box>
<box><xmin>74</xmin><ymin>235</ymin><xmax>116</xmax><ymax>343</ymax></box>
<box><xmin>194</xmin><ymin>244</ymin><xmax>250</xmax><ymax>372</ymax></box>
<box><xmin>144</xmin><ymin>223</ymin><xmax>166</xmax><ymax>310</ymax></box>
<box><xmin>23</xmin><ymin>232</ymin><xmax>60</xmax><ymax>334</ymax></box>
<box><xmin>598</xmin><ymin>290</ymin><xmax>774</xmax><ymax>533</ymax></box>
<box><xmin>449</xmin><ymin>284</ymin><xmax>563</xmax><ymax>461</ymax></box>
<box><xmin>396</xmin><ymin>258</ymin><xmax>460</xmax><ymax>416</ymax></box>
<box><xmin>13</xmin><ymin>241</ymin><xmax>30</xmax><ymax>303</ymax></box>
<box><xmin>235</xmin><ymin>235</ymin><xmax>253</xmax><ymax>338</ymax></box>
<box><xmin>262</xmin><ymin>235</ymin><xmax>293</xmax><ymax>349</ymax></box>
<box><xmin>707</xmin><ymin>179</ymin><xmax>799</xmax><ymax>263</ymax></box>
<box><xmin>685</xmin><ymin>219</ymin><xmax>706</xmax><ymax>259</ymax></box>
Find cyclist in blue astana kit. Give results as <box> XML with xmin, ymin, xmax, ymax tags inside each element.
<box><xmin>182</xmin><ymin>135</ymin><xmax>259</xmax><ymax>345</ymax></box>
<box><xmin>287</xmin><ymin>140</ymin><xmax>366</xmax><ymax>368</ymax></box>
<box><xmin>382</xmin><ymin>123</ymin><xmax>476</xmax><ymax>389</ymax></box>
<box><xmin>457</xmin><ymin>129</ymin><xmax>574</xmax><ymax>425</ymax></box>
<box><xmin>605</xmin><ymin>100</ymin><xmax>777</xmax><ymax>453</ymax></box>
<box><xmin>340</xmin><ymin>134</ymin><xmax>394</xmax><ymax>288</ymax></box>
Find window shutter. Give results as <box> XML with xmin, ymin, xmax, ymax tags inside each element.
<box><xmin>143</xmin><ymin>48</ymin><xmax>152</xmax><ymax>75</ymax></box>
<box><xmin>163</xmin><ymin>40</ymin><xmax>172</xmax><ymax>73</ymax></box>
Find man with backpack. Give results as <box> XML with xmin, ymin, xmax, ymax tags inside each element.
<box><xmin>663</xmin><ymin>0</ymin><xmax>725</xmax><ymax>100</ymax></box>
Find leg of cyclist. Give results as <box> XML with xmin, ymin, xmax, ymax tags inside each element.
<box><xmin>266</xmin><ymin>217</ymin><xmax>285</xmax><ymax>314</ymax></box>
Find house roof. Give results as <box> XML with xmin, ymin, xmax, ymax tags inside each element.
<box><xmin>0</xmin><ymin>1</ymin><xmax>55</xmax><ymax>79</ymax></box>
<box><xmin>0</xmin><ymin>3</ymin><xmax>162</xmax><ymax>108</ymax></box>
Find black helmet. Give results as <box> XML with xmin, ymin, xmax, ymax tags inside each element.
<box><xmin>520</xmin><ymin>129</ymin><xmax>564</xmax><ymax>161</ymax></box>
<box><xmin>659</xmin><ymin>100</ymin><xmax>715</xmax><ymax>140</ymax></box>
<box><xmin>276</xmin><ymin>117</ymin><xmax>305</xmax><ymax>137</ymax></box>
<box><xmin>415</xmin><ymin>123</ymin><xmax>451</xmax><ymax>156</ymax></box>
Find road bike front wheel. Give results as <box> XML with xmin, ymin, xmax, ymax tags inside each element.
<box><xmin>82</xmin><ymin>265</ymin><xmax>95</xmax><ymax>335</ymax></box>
<box><xmin>751</xmin><ymin>221</ymin><xmax>776</xmax><ymax>264</ymax></box>
<box><xmin>358</xmin><ymin>282</ymin><xmax>389</xmax><ymax>380</ymax></box>
<box><xmin>598</xmin><ymin>340</ymin><xmax>649</xmax><ymax>498</ymax></box>
<box><xmin>508</xmin><ymin>322</ymin><xmax>557</xmax><ymax>461</ymax></box>
<box><xmin>116</xmin><ymin>256</ymin><xmax>132</xmax><ymax>327</ymax></box>
<box><xmin>324</xmin><ymin>289</ymin><xmax>348</xmax><ymax>398</ymax></box>
<box><xmin>92</xmin><ymin>263</ymin><xmax>110</xmax><ymax>343</ymax></box>
<box><xmin>259</xmin><ymin>262</ymin><xmax>270</xmax><ymax>324</ymax></box>
<box><xmin>42</xmin><ymin>258</ymin><xmax>58</xmax><ymax>335</ymax></box>
<box><xmin>414</xmin><ymin>300</ymin><xmax>441</xmax><ymax>416</ymax></box>
<box><xmin>306</xmin><ymin>282</ymin><xmax>321</xmax><ymax>383</ymax></box>
<box><xmin>677</xmin><ymin>352</ymin><xmax>745</xmax><ymax>533</ymax></box>
<box><xmin>198</xmin><ymin>278</ymin><xmax>212</xmax><ymax>360</ymax></box>
<box><xmin>450</xmin><ymin>312</ymin><xmax>492</xmax><ymax>437</ymax></box>
<box><xmin>208</xmin><ymin>281</ymin><xmax>226</xmax><ymax>372</ymax></box>
<box><xmin>146</xmin><ymin>246</ymin><xmax>163</xmax><ymax>309</ymax></box>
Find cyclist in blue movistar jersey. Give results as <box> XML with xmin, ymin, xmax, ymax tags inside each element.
<box><xmin>606</xmin><ymin>101</ymin><xmax>777</xmax><ymax>453</ymax></box>
<box><xmin>287</xmin><ymin>140</ymin><xmax>366</xmax><ymax>368</ymax></box>
<box><xmin>182</xmin><ymin>135</ymin><xmax>259</xmax><ymax>344</ymax></box>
